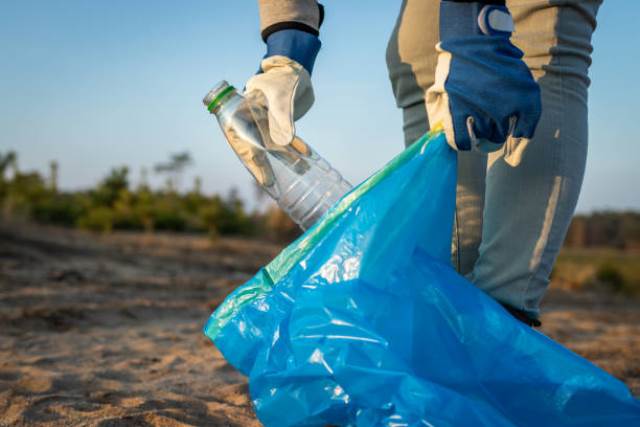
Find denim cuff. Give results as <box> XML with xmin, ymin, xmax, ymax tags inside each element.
<box><xmin>265</xmin><ymin>29</ymin><xmax>321</xmax><ymax>75</ymax></box>
<box><xmin>440</xmin><ymin>1</ymin><xmax>512</xmax><ymax>40</ymax></box>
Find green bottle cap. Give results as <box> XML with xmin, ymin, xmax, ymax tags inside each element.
<box><xmin>203</xmin><ymin>81</ymin><xmax>236</xmax><ymax>113</ymax></box>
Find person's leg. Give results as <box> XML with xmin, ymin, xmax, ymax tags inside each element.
<box><xmin>386</xmin><ymin>0</ymin><xmax>486</xmax><ymax>275</ymax></box>
<box><xmin>469</xmin><ymin>0</ymin><xmax>603</xmax><ymax>319</ymax></box>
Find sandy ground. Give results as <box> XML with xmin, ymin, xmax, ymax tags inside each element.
<box><xmin>0</xmin><ymin>223</ymin><xmax>638</xmax><ymax>426</ymax></box>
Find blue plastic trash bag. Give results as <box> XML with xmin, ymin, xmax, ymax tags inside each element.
<box><xmin>204</xmin><ymin>130</ymin><xmax>640</xmax><ymax>426</ymax></box>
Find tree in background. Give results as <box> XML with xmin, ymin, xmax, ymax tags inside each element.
<box><xmin>0</xmin><ymin>151</ymin><xmax>17</xmax><ymax>181</ymax></box>
<box><xmin>154</xmin><ymin>152</ymin><xmax>193</xmax><ymax>193</ymax></box>
<box><xmin>0</xmin><ymin>151</ymin><xmax>17</xmax><ymax>204</ymax></box>
<box><xmin>92</xmin><ymin>166</ymin><xmax>129</xmax><ymax>207</ymax></box>
<box><xmin>565</xmin><ymin>211</ymin><xmax>640</xmax><ymax>250</ymax></box>
<box><xmin>49</xmin><ymin>161</ymin><xmax>58</xmax><ymax>193</ymax></box>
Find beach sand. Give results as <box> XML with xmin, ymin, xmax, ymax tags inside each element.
<box><xmin>1</xmin><ymin>223</ymin><xmax>638</xmax><ymax>426</ymax></box>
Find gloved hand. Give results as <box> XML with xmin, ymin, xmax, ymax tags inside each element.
<box><xmin>426</xmin><ymin>1</ymin><xmax>542</xmax><ymax>154</ymax></box>
<box><xmin>245</xmin><ymin>29</ymin><xmax>321</xmax><ymax>146</ymax></box>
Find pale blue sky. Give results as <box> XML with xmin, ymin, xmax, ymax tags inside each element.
<box><xmin>1</xmin><ymin>1</ymin><xmax>638</xmax><ymax>212</ymax></box>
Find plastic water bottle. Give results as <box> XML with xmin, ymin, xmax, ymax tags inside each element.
<box><xmin>203</xmin><ymin>81</ymin><xmax>352</xmax><ymax>230</ymax></box>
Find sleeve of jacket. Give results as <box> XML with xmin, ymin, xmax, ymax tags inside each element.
<box><xmin>257</xmin><ymin>0</ymin><xmax>324</xmax><ymax>41</ymax></box>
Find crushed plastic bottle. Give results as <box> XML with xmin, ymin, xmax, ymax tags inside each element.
<box><xmin>203</xmin><ymin>81</ymin><xmax>352</xmax><ymax>230</ymax></box>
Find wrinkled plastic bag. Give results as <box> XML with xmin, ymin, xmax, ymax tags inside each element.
<box><xmin>204</xmin><ymin>131</ymin><xmax>640</xmax><ymax>426</ymax></box>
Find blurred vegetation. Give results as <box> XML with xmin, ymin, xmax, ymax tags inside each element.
<box><xmin>2</xmin><ymin>149</ymin><xmax>640</xmax><ymax>295</ymax></box>
<box><xmin>557</xmin><ymin>211</ymin><xmax>640</xmax><ymax>295</ymax></box>
<box><xmin>565</xmin><ymin>211</ymin><xmax>640</xmax><ymax>250</ymax></box>
<box><xmin>552</xmin><ymin>249</ymin><xmax>640</xmax><ymax>296</ymax></box>
<box><xmin>0</xmin><ymin>150</ymin><xmax>298</xmax><ymax>242</ymax></box>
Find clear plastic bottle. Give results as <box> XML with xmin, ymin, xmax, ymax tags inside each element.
<box><xmin>203</xmin><ymin>81</ymin><xmax>352</xmax><ymax>230</ymax></box>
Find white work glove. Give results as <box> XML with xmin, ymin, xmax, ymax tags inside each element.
<box><xmin>245</xmin><ymin>55</ymin><xmax>315</xmax><ymax>146</ymax></box>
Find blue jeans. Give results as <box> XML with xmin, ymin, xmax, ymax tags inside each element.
<box><xmin>386</xmin><ymin>0</ymin><xmax>602</xmax><ymax>318</ymax></box>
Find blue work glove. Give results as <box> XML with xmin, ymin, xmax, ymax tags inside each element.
<box><xmin>245</xmin><ymin>30</ymin><xmax>321</xmax><ymax>145</ymax></box>
<box><xmin>426</xmin><ymin>1</ymin><xmax>542</xmax><ymax>153</ymax></box>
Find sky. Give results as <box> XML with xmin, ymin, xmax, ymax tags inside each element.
<box><xmin>0</xmin><ymin>1</ymin><xmax>638</xmax><ymax>213</ymax></box>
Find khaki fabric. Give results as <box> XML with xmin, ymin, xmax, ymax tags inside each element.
<box><xmin>386</xmin><ymin>0</ymin><xmax>602</xmax><ymax>316</ymax></box>
<box><xmin>257</xmin><ymin>0</ymin><xmax>322</xmax><ymax>33</ymax></box>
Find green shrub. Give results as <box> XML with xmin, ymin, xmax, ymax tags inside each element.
<box><xmin>3</xmin><ymin>172</ymin><xmax>49</xmax><ymax>216</ymax></box>
<box><xmin>111</xmin><ymin>190</ymin><xmax>145</xmax><ymax>230</ymax></box>
<box><xmin>151</xmin><ymin>201</ymin><xmax>188</xmax><ymax>231</ymax></box>
<box><xmin>77</xmin><ymin>207</ymin><xmax>114</xmax><ymax>232</ymax></box>
<box><xmin>0</xmin><ymin>152</ymin><xmax>303</xmax><ymax>240</ymax></box>
<box><xmin>31</xmin><ymin>194</ymin><xmax>84</xmax><ymax>227</ymax></box>
<box><xmin>595</xmin><ymin>263</ymin><xmax>626</xmax><ymax>293</ymax></box>
<box><xmin>91</xmin><ymin>166</ymin><xmax>129</xmax><ymax>207</ymax></box>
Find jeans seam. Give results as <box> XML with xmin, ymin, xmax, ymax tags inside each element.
<box><xmin>522</xmin><ymin>175</ymin><xmax>565</xmax><ymax>312</ymax></box>
<box><xmin>521</xmin><ymin>50</ymin><xmax>568</xmax><ymax>312</ymax></box>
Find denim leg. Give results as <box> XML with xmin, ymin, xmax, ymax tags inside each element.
<box><xmin>469</xmin><ymin>0</ymin><xmax>602</xmax><ymax>317</ymax></box>
<box><xmin>386</xmin><ymin>0</ymin><xmax>601</xmax><ymax>317</ymax></box>
<box><xmin>386</xmin><ymin>0</ymin><xmax>485</xmax><ymax>276</ymax></box>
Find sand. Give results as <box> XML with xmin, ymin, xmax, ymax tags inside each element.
<box><xmin>0</xmin><ymin>222</ymin><xmax>638</xmax><ymax>426</ymax></box>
